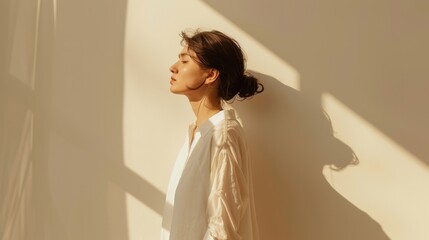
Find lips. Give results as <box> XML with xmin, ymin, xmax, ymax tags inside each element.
<box><xmin>170</xmin><ymin>77</ymin><xmax>176</xmax><ymax>85</ymax></box>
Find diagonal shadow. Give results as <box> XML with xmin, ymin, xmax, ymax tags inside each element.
<box><xmin>2</xmin><ymin>0</ymin><xmax>178</xmax><ymax>239</ymax></box>
<box><xmin>202</xmin><ymin>0</ymin><xmax>429</xmax><ymax>165</ymax></box>
<box><xmin>110</xmin><ymin>164</ymin><xmax>165</xmax><ymax>216</ymax></box>
<box><xmin>0</xmin><ymin>0</ymin><xmax>167</xmax><ymax>239</ymax></box>
<box><xmin>233</xmin><ymin>72</ymin><xmax>390</xmax><ymax>239</ymax></box>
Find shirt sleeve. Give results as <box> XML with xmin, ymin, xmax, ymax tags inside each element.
<box><xmin>204</xmin><ymin>143</ymin><xmax>249</xmax><ymax>240</ymax></box>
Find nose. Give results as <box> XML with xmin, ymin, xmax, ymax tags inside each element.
<box><xmin>169</xmin><ymin>61</ymin><xmax>178</xmax><ymax>73</ymax></box>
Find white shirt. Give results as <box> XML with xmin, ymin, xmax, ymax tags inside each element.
<box><xmin>161</xmin><ymin>106</ymin><xmax>259</xmax><ymax>240</ymax></box>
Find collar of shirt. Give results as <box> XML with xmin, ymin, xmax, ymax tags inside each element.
<box><xmin>189</xmin><ymin>108</ymin><xmax>237</xmax><ymax>139</ymax></box>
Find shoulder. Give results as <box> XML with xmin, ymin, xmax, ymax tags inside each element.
<box><xmin>212</xmin><ymin>118</ymin><xmax>245</xmax><ymax>148</ymax></box>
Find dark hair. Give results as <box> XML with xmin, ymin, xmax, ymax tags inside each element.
<box><xmin>180</xmin><ymin>29</ymin><xmax>264</xmax><ymax>101</ymax></box>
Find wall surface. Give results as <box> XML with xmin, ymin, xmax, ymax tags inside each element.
<box><xmin>1</xmin><ymin>0</ymin><xmax>428</xmax><ymax>239</ymax></box>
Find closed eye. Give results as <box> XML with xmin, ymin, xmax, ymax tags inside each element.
<box><xmin>178</xmin><ymin>53</ymin><xmax>190</xmax><ymax>63</ymax></box>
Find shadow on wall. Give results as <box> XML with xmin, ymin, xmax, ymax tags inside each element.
<box><xmin>203</xmin><ymin>0</ymin><xmax>429</xmax><ymax>165</ymax></box>
<box><xmin>1</xmin><ymin>0</ymin><xmax>165</xmax><ymax>239</ymax></box>
<box><xmin>233</xmin><ymin>72</ymin><xmax>390</xmax><ymax>240</ymax></box>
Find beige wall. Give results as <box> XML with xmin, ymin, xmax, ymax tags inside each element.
<box><xmin>1</xmin><ymin>0</ymin><xmax>428</xmax><ymax>239</ymax></box>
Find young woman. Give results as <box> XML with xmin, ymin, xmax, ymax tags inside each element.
<box><xmin>162</xmin><ymin>29</ymin><xmax>263</xmax><ymax>240</ymax></box>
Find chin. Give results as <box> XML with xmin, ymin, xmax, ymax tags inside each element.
<box><xmin>169</xmin><ymin>86</ymin><xmax>182</xmax><ymax>94</ymax></box>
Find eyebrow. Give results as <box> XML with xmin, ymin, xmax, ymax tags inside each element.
<box><xmin>178</xmin><ymin>53</ymin><xmax>190</xmax><ymax>58</ymax></box>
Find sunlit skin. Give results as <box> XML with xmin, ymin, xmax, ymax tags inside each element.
<box><xmin>169</xmin><ymin>46</ymin><xmax>222</xmax><ymax>137</ymax></box>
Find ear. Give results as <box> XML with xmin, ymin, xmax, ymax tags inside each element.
<box><xmin>205</xmin><ymin>69</ymin><xmax>219</xmax><ymax>85</ymax></box>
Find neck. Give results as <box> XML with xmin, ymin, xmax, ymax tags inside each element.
<box><xmin>189</xmin><ymin>95</ymin><xmax>222</xmax><ymax>127</ymax></box>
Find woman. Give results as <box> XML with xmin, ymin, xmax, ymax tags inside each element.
<box><xmin>162</xmin><ymin>29</ymin><xmax>263</xmax><ymax>240</ymax></box>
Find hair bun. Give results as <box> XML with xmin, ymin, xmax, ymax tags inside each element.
<box><xmin>238</xmin><ymin>73</ymin><xmax>264</xmax><ymax>99</ymax></box>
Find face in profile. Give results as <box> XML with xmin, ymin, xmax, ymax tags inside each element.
<box><xmin>169</xmin><ymin>47</ymin><xmax>210</xmax><ymax>96</ymax></box>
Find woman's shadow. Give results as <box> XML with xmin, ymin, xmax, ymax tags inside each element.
<box><xmin>233</xmin><ymin>72</ymin><xmax>390</xmax><ymax>240</ymax></box>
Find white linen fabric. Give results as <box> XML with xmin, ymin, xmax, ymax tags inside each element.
<box><xmin>161</xmin><ymin>106</ymin><xmax>259</xmax><ymax>240</ymax></box>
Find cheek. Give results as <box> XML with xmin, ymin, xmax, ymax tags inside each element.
<box><xmin>180</xmin><ymin>67</ymin><xmax>199</xmax><ymax>80</ymax></box>
<box><xmin>178</xmin><ymin>62</ymin><xmax>206</xmax><ymax>80</ymax></box>
<box><xmin>177</xmin><ymin>65</ymin><xmax>189</xmax><ymax>76</ymax></box>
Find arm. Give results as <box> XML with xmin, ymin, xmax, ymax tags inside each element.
<box><xmin>204</xmin><ymin>144</ymin><xmax>249</xmax><ymax>240</ymax></box>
